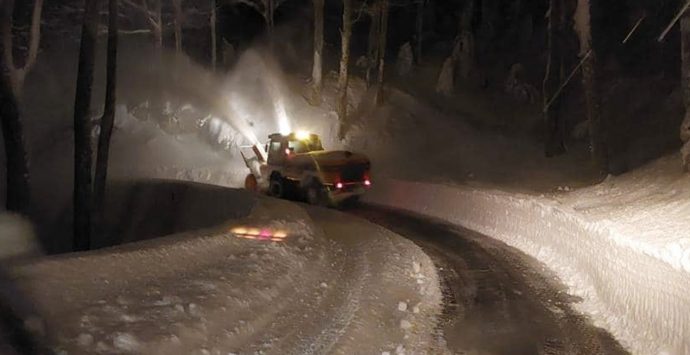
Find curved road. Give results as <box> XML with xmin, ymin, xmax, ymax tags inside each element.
<box><xmin>351</xmin><ymin>205</ymin><xmax>629</xmax><ymax>355</ymax></box>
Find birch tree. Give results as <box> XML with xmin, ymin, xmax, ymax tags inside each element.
<box><xmin>414</xmin><ymin>0</ymin><xmax>425</xmax><ymax>64</ymax></box>
<box><xmin>363</xmin><ymin>2</ymin><xmax>380</xmax><ymax>87</ymax></box>
<box><xmin>73</xmin><ymin>0</ymin><xmax>101</xmax><ymax>251</ymax></box>
<box><xmin>435</xmin><ymin>0</ymin><xmax>474</xmax><ymax>94</ymax></box>
<box><xmin>310</xmin><ymin>0</ymin><xmax>324</xmax><ymax>104</ymax></box>
<box><xmin>574</xmin><ymin>0</ymin><xmax>608</xmax><ymax>175</ymax></box>
<box><xmin>122</xmin><ymin>0</ymin><xmax>163</xmax><ymax>50</ymax></box>
<box><xmin>543</xmin><ymin>0</ymin><xmax>566</xmax><ymax>157</ymax></box>
<box><xmin>172</xmin><ymin>0</ymin><xmax>183</xmax><ymax>53</ymax></box>
<box><xmin>457</xmin><ymin>0</ymin><xmax>475</xmax><ymax>80</ymax></box>
<box><xmin>374</xmin><ymin>0</ymin><xmax>390</xmax><ymax>105</ymax></box>
<box><xmin>337</xmin><ymin>0</ymin><xmax>353</xmax><ymax>138</ymax></box>
<box><xmin>211</xmin><ymin>0</ymin><xmax>217</xmax><ymax>70</ymax></box>
<box><xmin>94</xmin><ymin>0</ymin><xmax>120</xmax><ymax>230</ymax></box>
<box><xmin>0</xmin><ymin>0</ymin><xmax>43</xmax><ymax>214</ymax></box>
<box><xmin>681</xmin><ymin>4</ymin><xmax>690</xmax><ymax>170</ymax></box>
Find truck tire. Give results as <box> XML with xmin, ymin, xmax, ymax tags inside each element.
<box><xmin>269</xmin><ymin>177</ymin><xmax>285</xmax><ymax>198</ymax></box>
<box><xmin>306</xmin><ymin>181</ymin><xmax>329</xmax><ymax>207</ymax></box>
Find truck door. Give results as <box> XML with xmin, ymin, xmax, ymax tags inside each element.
<box><xmin>267</xmin><ymin>139</ymin><xmax>287</xmax><ymax>166</ymax></box>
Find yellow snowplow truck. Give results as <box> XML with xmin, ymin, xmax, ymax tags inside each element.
<box><xmin>242</xmin><ymin>132</ymin><xmax>371</xmax><ymax>206</ymax></box>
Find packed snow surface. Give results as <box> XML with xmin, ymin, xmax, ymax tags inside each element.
<box><xmin>366</xmin><ymin>155</ymin><xmax>690</xmax><ymax>355</ymax></box>
<box><xmin>9</xmin><ymin>188</ymin><xmax>444</xmax><ymax>354</ymax></box>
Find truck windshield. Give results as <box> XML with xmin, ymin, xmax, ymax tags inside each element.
<box><xmin>288</xmin><ymin>138</ymin><xmax>323</xmax><ymax>154</ymax></box>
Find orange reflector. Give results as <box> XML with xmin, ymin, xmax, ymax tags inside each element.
<box><xmin>231</xmin><ymin>227</ymin><xmax>247</xmax><ymax>235</ymax></box>
<box><xmin>231</xmin><ymin>226</ymin><xmax>289</xmax><ymax>242</ymax></box>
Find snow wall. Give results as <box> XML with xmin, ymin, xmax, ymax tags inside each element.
<box><xmin>366</xmin><ymin>179</ymin><xmax>690</xmax><ymax>355</ymax></box>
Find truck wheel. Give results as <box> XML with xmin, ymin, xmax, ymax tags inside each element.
<box><xmin>269</xmin><ymin>177</ymin><xmax>285</xmax><ymax>198</ymax></box>
<box><xmin>306</xmin><ymin>182</ymin><xmax>329</xmax><ymax>207</ymax></box>
<box><xmin>244</xmin><ymin>174</ymin><xmax>258</xmax><ymax>192</ymax></box>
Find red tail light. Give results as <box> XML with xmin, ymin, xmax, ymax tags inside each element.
<box><xmin>336</xmin><ymin>182</ymin><xmax>344</xmax><ymax>189</ymax></box>
<box><xmin>364</xmin><ymin>179</ymin><xmax>372</xmax><ymax>187</ymax></box>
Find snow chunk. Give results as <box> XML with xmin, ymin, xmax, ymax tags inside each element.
<box><xmin>395</xmin><ymin>344</ymin><xmax>406</xmax><ymax>354</ymax></box>
<box><xmin>397</xmin><ymin>302</ymin><xmax>408</xmax><ymax>312</ymax></box>
<box><xmin>412</xmin><ymin>261</ymin><xmax>421</xmax><ymax>274</ymax></box>
<box><xmin>399</xmin><ymin>320</ymin><xmax>412</xmax><ymax>330</ymax></box>
<box><xmin>77</xmin><ymin>333</ymin><xmax>93</xmax><ymax>347</ymax></box>
<box><xmin>112</xmin><ymin>333</ymin><xmax>140</xmax><ymax>352</ymax></box>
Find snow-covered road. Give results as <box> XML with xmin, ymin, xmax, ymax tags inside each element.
<box><xmin>6</xmin><ymin>185</ymin><xmax>444</xmax><ymax>354</ymax></box>
<box><xmin>353</xmin><ymin>206</ymin><xmax>628</xmax><ymax>355</ymax></box>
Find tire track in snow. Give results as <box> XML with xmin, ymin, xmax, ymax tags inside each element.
<box><xmin>297</xmin><ymin>246</ymin><xmax>369</xmax><ymax>355</ymax></box>
<box><xmin>353</xmin><ymin>205</ymin><xmax>629</xmax><ymax>355</ymax></box>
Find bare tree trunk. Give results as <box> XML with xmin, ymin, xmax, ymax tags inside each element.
<box><xmin>0</xmin><ymin>75</ymin><xmax>29</xmax><ymax>215</ymax></box>
<box><xmin>94</xmin><ymin>0</ymin><xmax>119</xmax><ymax>233</ymax></box>
<box><xmin>211</xmin><ymin>0</ymin><xmax>217</xmax><ymax>71</ymax></box>
<box><xmin>682</xmin><ymin>9</ymin><xmax>690</xmax><ymax>121</ymax></box>
<box><xmin>365</xmin><ymin>2</ymin><xmax>380</xmax><ymax>88</ymax></box>
<box><xmin>479</xmin><ymin>0</ymin><xmax>497</xmax><ymax>45</ymax></box>
<box><xmin>680</xmin><ymin>3</ymin><xmax>690</xmax><ymax>170</ymax></box>
<box><xmin>310</xmin><ymin>0</ymin><xmax>324</xmax><ymax>104</ymax></box>
<box><xmin>507</xmin><ymin>0</ymin><xmax>524</xmax><ymax>49</ymax></box>
<box><xmin>0</xmin><ymin>0</ymin><xmax>43</xmax><ymax>215</ymax></box>
<box><xmin>543</xmin><ymin>0</ymin><xmax>566</xmax><ymax>157</ymax></box>
<box><xmin>457</xmin><ymin>0</ymin><xmax>475</xmax><ymax>80</ymax></box>
<box><xmin>266</xmin><ymin>0</ymin><xmax>275</xmax><ymax>47</ymax></box>
<box><xmin>337</xmin><ymin>0</ymin><xmax>353</xmax><ymax>139</ymax></box>
<box><xmin>172</xmin><ymin>0</ymin><xmax>183</xmax><ymax>54</ymax></box>
<box><xmin>153</xmin><ymin>0</ymin><xmax>163</xmax><ymax>51</ymax></box>
<box><xmin>414</xmin><ymin>0</ymin><xmax>424</xmax><ymax>64</ymax></box>
<box><xmin>574</xmin><ymin>0</ymin><xmax>608</xmax><ymax>175</ymax></box>
<box><xmin>73</xmin><ymin>0</ymin><xmax>101</xmax><ymax>251</ymax></box>
<box><xmin>375</xmin><ymin>0</ymin><xmax>390</xmax><ymax>105</ymax></box>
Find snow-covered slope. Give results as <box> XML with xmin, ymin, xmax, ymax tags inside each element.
<box><xmin>8</xmin><ymin>188</ymin><xmax>444</xmax><ymax>354</ymax></box>
<box><xmin>366</xmin><ymin>154</ymin><xmax>690</xmax><ymax>355</ymax></box>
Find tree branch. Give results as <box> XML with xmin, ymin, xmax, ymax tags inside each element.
<box><xmin>121</xmin><ymin>0</ymin><xmax>148</xmax><ymax>13</ymax></box>
<box><xmin>230</xmin><ymin>0</ymin><xmax>265</xmax><ymax>15</ymax></box>
<box><xmin>352</xmin><ymin>0</ymin><xmax>371</xmax><ymax>24</ymax></box>
<box><xmin>24</xmin><ymin>0</ymin><xmax>44</xmax><ymax>72</ymax></box>
<box><xmin>659</xmin><ymin>0</ymin><xmax>690</xmax><ymax>42</ymax></box>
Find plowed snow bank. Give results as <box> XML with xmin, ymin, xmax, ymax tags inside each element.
<box><xmin>367</xmin><ymin>156</ymin><xmax>690</xmax><ymax>355</ymax></box>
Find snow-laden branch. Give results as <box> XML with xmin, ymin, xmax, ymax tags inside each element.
<box><xmin>122</xmin><ymin>0</ymin><xmax>161</xmax><ymax>30</ymax></box>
